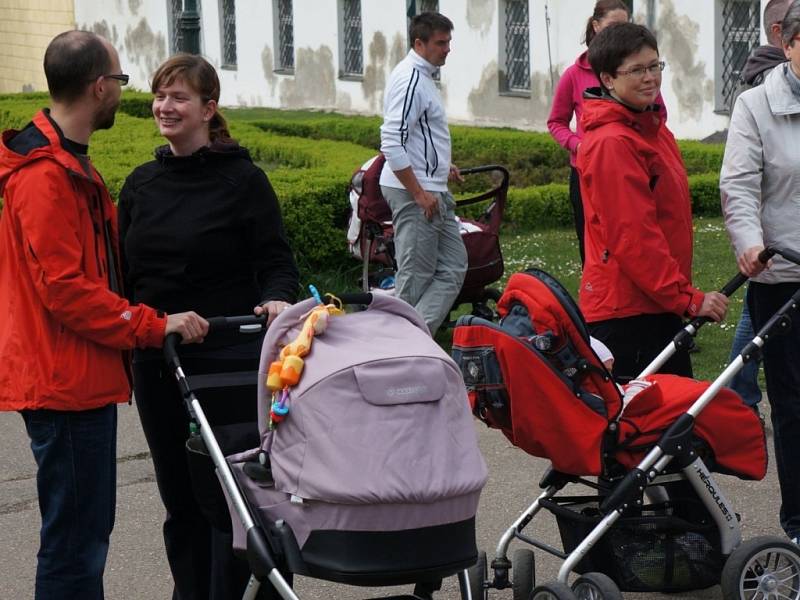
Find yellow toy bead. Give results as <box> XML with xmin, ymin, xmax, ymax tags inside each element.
<box><xmin>266</xmin><ymin>361</ymin><xmax>283</xmax><ymax>391</ymax></box>
<box><xmin>280</xmin><ymin>355</ymin><xmax>304</xmax><ymax>387</ymax></box>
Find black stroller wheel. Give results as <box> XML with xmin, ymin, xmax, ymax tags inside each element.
<box><xmin>571</xmin><ymin>572</ymin><xmax>622</xmax><ymax>600</ymax></box>
<box><xmin>511</xmin><ymin>548</ymin><xmax>535</xmax><ymax>600</ymax></box>
<box><xmin>721</xmin><ymin>535</ymin><xmax>800</xmax><ymax>600</ymax></box>
<box><xmin>530</xmin><ymin>581</ymin><xmax>578</xmax><ymax>600</ymax></box>
<box><xmin>466</xmin><ymin>551</ymin><xmax>487</xmax><ymax>600</ymax></box>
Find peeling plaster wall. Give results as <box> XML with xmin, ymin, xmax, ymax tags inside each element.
<box><xmin>67</xmin><ymin>0</ymin><xmax>771</xmax><ymax>139</ymax></box>
<box><xmin>74</xmin><ymin>0</ymin><xmax>168</xmax><ymax>90</ymax></box>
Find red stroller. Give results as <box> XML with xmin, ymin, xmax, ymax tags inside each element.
<box><xmin>452</xmin><ymin>248</ymin><xmax>800</xmax><ymax>600</ymax></box>
<box><xmin>347</xmin><ymin>156</ymin><xmax>509</xmax><ymax>322</ymax></box>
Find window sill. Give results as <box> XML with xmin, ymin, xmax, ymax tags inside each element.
<box><xmin>274</xmin><ymin>68</ymin><xmax>295</xmax><ymax>75</ymax></box>
<box><xmin>220</xmin><ymin>64</ymin><xmax>237</xmax><ymax>71</ymax></box>
<box><xmin>339</xmin><ymin>73</ymin><xmax>364</xmax><ymax>82</ymax></box>
<box><xmin>499</xmin><ymin>90</ymin><xmax>531</xmax><ymax>99</ymax></box>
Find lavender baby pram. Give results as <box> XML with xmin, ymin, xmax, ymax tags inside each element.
<box><xmin>165</xmin><ymin>293</ymin><xmax>487</xmax><ymax>600</ymax></box>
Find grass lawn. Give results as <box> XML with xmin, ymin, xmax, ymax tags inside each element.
<box><xmin>496</xmin><ymin>215</ymin><xmax>745</xmax><ymax>382</ymax></box>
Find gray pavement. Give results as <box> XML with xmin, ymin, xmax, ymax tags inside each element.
<box><xmin>0</xmin><ymin>402</ymin><xmax>782</xmax><ymax>600</ymax></box>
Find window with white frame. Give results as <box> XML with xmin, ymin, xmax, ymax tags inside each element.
<box><xmin>274</xmin><ymin>0</ymin><xmax>294</xmax><ymax>71</ymax></box>
<box><xmin>501</xmin><ymin>0</ymin><xmax>530</xmax><ymax>93</ymax></box>
<box><xmin>339</xmin><ymin>0</ymin><xmax>363</xmax><ymax>76</ymax></box>
<box><xmin>219</xmin><ymin>0</ymin><xmax>236</xmax><ymax>68</ymax></box>
<box><xmin>717</xmin><ymin>0</ymin><xmax>760</xmax><ymax>111</ymax></box>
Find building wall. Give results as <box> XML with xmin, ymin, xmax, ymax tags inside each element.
<box><xmin>5</xmin><ymin>0</ymin><xmax>771</xmax><ymax>139</ymax></box>
<box><xmin>0</xmin><ymin>0</ymin><xmax>75</xmax><ymax>93</ymax></box>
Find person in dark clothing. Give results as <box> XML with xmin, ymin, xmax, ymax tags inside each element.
<box><xmin>725</xmin><ymin>0</ymin><xmax>790</xmax><ymax>413</ymax></box>
<box><xmin>119</xmin><ymin>54</ymin><xmax>299</xmax><ymax>600</ymax></box>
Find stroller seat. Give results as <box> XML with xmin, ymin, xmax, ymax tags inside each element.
<box><xmin>452</xmin><ymin>268</ymin><xmax>767</xmax><ymax>480</ymax></box>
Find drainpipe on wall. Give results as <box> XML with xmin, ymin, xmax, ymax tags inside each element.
<box><xmin>180</xmin><ymin>0</ymin><xmax>201</xmax><ymax>54</ymax></box>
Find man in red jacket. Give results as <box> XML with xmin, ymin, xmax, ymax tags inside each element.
<box><xmin>0</xmin><ymin>31</ymin><xmax>207</xmax><ymax>600</ymax></box>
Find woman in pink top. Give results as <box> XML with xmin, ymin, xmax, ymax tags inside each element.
<box><xmin>548</xmin><ymin>0</ymin><xmax>666</xmax><ymax>264</ymax></box>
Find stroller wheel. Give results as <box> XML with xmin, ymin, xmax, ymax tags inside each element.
<box><xmin>530</xmin><ymin>581</ymin><xmax>578</xmax><ymax>600</ymax></box>
<box><xmin>571</xmin><ymin>572</ymin><xmax>622</xmax><ymax>600</ymax></box>
<box><xmin>465</xmin><ymin>551</ymin><xmax>488</xmax><ymax>600</ymax></box>
<box><xmin>511</xmin><ymin>548</ymin><xmax>535</xmax><ymax>600</ymax></box>
<box><xmin>721</xmin><ymin>535</ymin><xmax>800</xmax><ymax>600</ymax></box>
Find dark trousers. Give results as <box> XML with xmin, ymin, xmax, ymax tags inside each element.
<box><xmin>588</xmin><ymin>312</ymin><xmax>692</xmax><ymax>383</ymax></box>
<box><xmin>21</xmin><ymin>404</ymin><xmax>117</xmax><ymax>600</ymax></box>
<box><xmin>749</xmin><ymin>281</ymin><xmax>800</xmax><ymax>537</ymax></box>
<box><xmin>569</xmin><ymin>166</ymin><xmax>586</xmax><ymax>266</ymax></box>
<box><xmin>134</xmin><ymin>355</ymin><xmax>278</xmax><ymax>600</ymax></box>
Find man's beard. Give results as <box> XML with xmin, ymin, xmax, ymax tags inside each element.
<box><xmin>94</xmin><ymin>100</ymin><xmax>119</xmax><ymax>131</ymax></box>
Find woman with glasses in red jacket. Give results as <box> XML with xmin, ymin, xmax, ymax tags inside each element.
<box><xmin>576</xmin><ymin>22</ymin><xmax>728</xmax><ymax>382</ymax></box>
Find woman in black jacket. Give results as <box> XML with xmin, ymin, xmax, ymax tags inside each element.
<box><xmin>119</xmin><ymin>54</ymin><xmax>298</xmax><ymax>600</ymax></box>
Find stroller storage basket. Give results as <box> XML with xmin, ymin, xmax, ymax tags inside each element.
<box><xmin>543</xmin><ymin>496</ymin><xmax>723</xmax><ymax>592</ymax></box>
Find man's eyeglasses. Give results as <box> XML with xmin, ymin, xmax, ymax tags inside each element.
<box><xmin>103</xmin><ymin>74</ymin><xmax>130</xmax><ymax>85</ymax></box>
<box><xmin>616</xmin><ymin>61</ymin><xmax>666</xmax><ymax>79</ymax></box>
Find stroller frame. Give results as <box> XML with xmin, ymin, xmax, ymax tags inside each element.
<box><xmin>475</xmin><ymin>246</ymin><xmax>800</xmax><ymax>598</ymax></box>
<box><xmin>164</xmin><ymin>310</ymin><xmax>478</xmax><ymax>600</ymax></box>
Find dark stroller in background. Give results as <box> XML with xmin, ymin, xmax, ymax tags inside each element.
<box><xmin>347</xmin><ymin>156</ymin><xmax>509</xmax><ymax>323</ymax></box>
<box><xmin>451</xmin><ymin>247</ymin><xmax>800</xmax><ymax>600</ymax></box>
<box><xmin>165</xmin><ymin>292</ymin><xmax>488</xmax><ymax>600</ymax></box>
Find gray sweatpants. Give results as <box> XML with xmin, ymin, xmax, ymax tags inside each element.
<box><xmin>381</xmin><ymin>185</ymin><xmax>467</xmax><ymax>333</ymax></box>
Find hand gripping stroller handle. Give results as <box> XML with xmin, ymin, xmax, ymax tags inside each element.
<box><xmin>162</xmin><ymin>314</ymin><xmax>268</xmax><ymax>370</ymax></box>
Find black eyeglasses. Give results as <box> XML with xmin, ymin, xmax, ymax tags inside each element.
<box><xmin>105</xmin><ymin>74</ymin><xmax>130</xmax><ymax>85</ymax></box>
<box><xmin>96</xmin><ymin>74</ymin><xmax>130</xmax><ymax>86</ymax></box>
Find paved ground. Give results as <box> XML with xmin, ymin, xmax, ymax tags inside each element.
<box><xmin>0</xmin><ymin>400</ymin><xmax>782</xmax><ymax>600</ymax></box>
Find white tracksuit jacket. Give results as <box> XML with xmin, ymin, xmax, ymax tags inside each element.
<box><xmin>379</xmin><ymin>50</ymin><xmax>451</xmax><ymax>193</ymax></box>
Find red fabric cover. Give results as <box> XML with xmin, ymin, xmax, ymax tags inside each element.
<box><xmin>498</xmin><ymin>272</ymin><xmax>623</xmax><ymax>419</ymax></box>
<box><xmin>617</xmin><ymin>374</ymin><xmax>767</xmax><ymax>481</ymax></box>
<box><xmin>460</xmin><ymin>223</ymin><xmax>503</xmax><ymax>297</ymax></box>
<box><xmin>453</xmin><ymin>322</ymin><xmax>609</xmax><ymax>475</ymax></box>
<box><xmin>576</xmin><ymin>99</ymin><xmax>704</xmax><ymax>322</ymax></box>
<box><xmin>356</xmin><ymin>153</ymin><xmax>391</xmax><ymax>223</ymax></box>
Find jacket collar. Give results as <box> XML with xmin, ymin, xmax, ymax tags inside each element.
<box><xmin>765</xmin><ymin>63</ymin><xmax>800</xmax><ymax>116</ymax></box>
<box><xmin>581</xmin><ymin>87</ymin><xmax>664</xmax><ymax>136</ymax></box>
<box><xmin>576</xmin><ymin>50</ymin><xmax>592</xmax><ymax>72</ymax></box>
<box><xmin>0</xmin><ymin>109</ymin><xmax>102</xmax><ymax>194</ymax></box>
<box><xmin>407</xmin><ymin>49</ymin><xmax>438</xmax><ymax>78</ymax></box>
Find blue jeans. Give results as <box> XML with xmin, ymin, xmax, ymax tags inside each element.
<box><xmin>749</xmin><ymin>282</ymin><xmax>800</xmax><ymax>538</ymax></box>
<box><xmin>21</xmin><ymin>404</ymin><xmax>117</xmax><ymax>600</ymax></box>
<box><xmin>727</xmin><ymin>287</ymin><xmax>762</xmax><ymax>407</ymax></box>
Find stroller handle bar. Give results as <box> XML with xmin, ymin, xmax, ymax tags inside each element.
<box><xmin>163</xmin><ymin>314</ymin><xmax>267</xmax><ymax>369</ymax></box>
<box><xmin>453</xmin><ymin>165</ymin><xmax>510</xmax><ymax>209</ymax></box>
<box><xmin>637</xmin><ymin>247</ymin><xmax>779</xmax><ymax>379</ymax></box>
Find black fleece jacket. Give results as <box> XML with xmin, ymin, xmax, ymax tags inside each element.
<box><xmin>119</xmin><ymin>142</ymin><xmax>299</xmax><ymax>322</ymax></box>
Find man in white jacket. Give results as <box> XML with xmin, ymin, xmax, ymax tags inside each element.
<box><xmin>379</xmin><ymin>11</ymin><xmax>466</xmax><ymax>334</ymax></box>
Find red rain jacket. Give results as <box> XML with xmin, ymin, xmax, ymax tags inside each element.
<box><xmin>0</xmin><ymin>110</ymin><xmax>167</xmax><ymax>411</ymax></box>
<box><xmin>576</xmin><ymin>94</ymin><xmax>704</xmax><ymax>323</ymax></box>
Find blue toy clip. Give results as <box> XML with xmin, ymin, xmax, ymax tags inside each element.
<box><xmin>308</xmin><ymin>284</ymin><xmax>323</xmax><ymax>305</ymax></box>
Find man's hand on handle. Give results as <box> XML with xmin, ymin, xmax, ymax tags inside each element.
<box><xmin>739</xmin><ymin>245</ymin><xmax>771</xmax><ymax>278</ymax></box>
<box><xmin>165</xmin><ymin>311</ymin><xmax>208</xmax><ymax>344</ymax></box>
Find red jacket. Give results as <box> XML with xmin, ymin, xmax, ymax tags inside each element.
<box><xmin>576</xmin><ymin>94</ymin><xmax>704</xmax><ymax>323</ymax></box>
<box><xmin>0</xmin><ymin>110</ymin><xmax>167</xmax><ymax>411</ymax></box>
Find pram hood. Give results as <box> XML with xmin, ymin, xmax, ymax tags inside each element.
<box><xmin>453</xmin><ymin>269</ymin><xmax>767</xmax><ymax>480</ymax></box>
<box><xmin>255</xmin><ymin>294</ymin><xmax>488</xmax><ymax>508</ymax></box>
